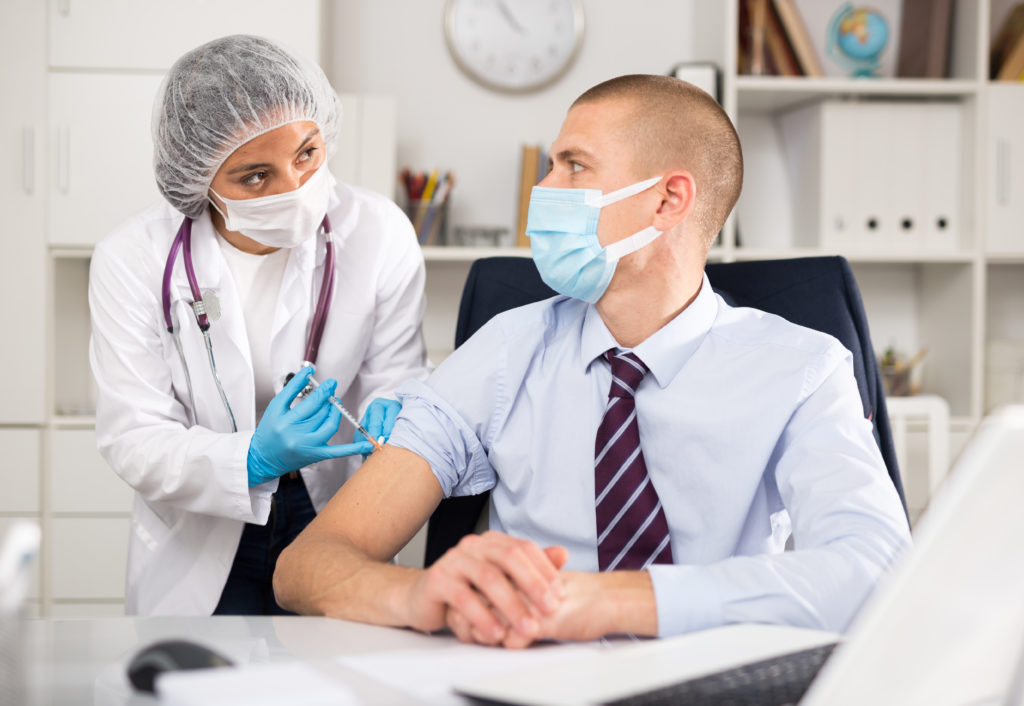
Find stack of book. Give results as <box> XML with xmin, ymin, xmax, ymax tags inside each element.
<box><xmin>895</xmin><ymin>0</ymin><xmax>955</xmax><ymax>78</ymax></box>
<box><xmin>738</xmin><ymin>0</ymin><xmax>823</xmax><ymax>77</ymax></box>
<box><xmin>991</xmin><ymin>3</ymin><xmax>1024</xmax><ymax>81</ymax></box>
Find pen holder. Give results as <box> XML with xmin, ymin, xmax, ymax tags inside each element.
<box><xmin>404</xmin><ymin>198</ymin><xmax>449</xmax><ymax>246</ymax></box>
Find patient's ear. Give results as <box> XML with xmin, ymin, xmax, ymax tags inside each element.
<box><xmin>652</xmin><ymin>170</ymin><xmax>695</xmax><ymax>231</ymax></box>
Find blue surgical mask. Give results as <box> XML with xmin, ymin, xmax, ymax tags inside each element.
<box><xmin>526</xmin><ymin>176</ymin><xmax>663</xmax><ymax>303</ymax></box>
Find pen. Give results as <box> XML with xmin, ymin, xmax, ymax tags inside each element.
<box><xmin>305</xmin><ymin>375</ymin><xmax>385</xmax><ymax>452</ymax></box>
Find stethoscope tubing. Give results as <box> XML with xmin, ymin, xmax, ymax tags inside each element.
<box><xmin>161</xmin><ymin>215</ymin><xmax>336</xmax><ymax>431</ymax></box>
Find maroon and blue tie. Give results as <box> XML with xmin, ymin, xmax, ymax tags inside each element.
<box><xmin>594</xmin><ymin>350</ymin><xmax>673</xmax><ymax>571</ymax></box>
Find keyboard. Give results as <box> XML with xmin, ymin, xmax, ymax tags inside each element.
<box><xmin>602</xmin><ymin>641</ymin><xmax>838</xmax><ymax>706</ymax></box>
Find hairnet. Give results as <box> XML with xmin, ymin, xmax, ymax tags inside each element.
<box><xmin>153</xmin><ymin>34</ymin><xmax>342</xmax><ymax>218</ymax></box>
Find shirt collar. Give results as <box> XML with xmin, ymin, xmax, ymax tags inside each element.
<box><xmin>579</xmin><ymin>273</ymin><xmax>719</xmax><ymax>388</ymax></box>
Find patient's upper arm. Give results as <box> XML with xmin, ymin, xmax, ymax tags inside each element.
<box><xmin>306</xmin><ymin>445</ymin><xmax>445</xmax><ymax>562</ymax></box>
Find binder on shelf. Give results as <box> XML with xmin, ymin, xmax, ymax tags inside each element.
<box><xmin>778</xmin><ymin>101</ymin><xmax>962</xmax><ymax>253</ymax></box>
<box><xmin>772</xmin><ymin>0</ymin><xmax>823</xmax><ymax>77</ymax></box>
<box><xmin>515</xmin><ymin>145</ymin><xmax>542</xmax><ymax>248</ymax></box>
<box><xmin>896</xmin><ymin>0</ymin><xmax>953</xmax><ymax>78</ymax></box>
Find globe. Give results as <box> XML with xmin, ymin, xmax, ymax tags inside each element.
<box><xmin>826</xmin><ymin>4</ymin><xmax>890</xmax><ymax>78</ymax></box>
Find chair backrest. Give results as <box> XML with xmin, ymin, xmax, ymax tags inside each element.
<box><xmin>424</xmin><ymin>256</ymin><xmax>907</xmax><ymax>566</ymax></box>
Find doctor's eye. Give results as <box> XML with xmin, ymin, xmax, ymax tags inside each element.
<box><xmin>241</xmin><ymin>171</ymin><xmax>268</xmax><ymax>186</ymax></box>
<box><xmin>297</xmin><ymin>146</ymin><xmax>318</xmax><ymax>164</ymax></box>
<box><xmin>570</xmin><ymin>161</ymin><xmax>584</xmax><ymax>173</ymax></box>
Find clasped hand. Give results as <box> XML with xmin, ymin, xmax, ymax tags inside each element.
<box><xmin>409</xmin><ymin>531</ymin><xmax>585</xmax><ymax>649</ymax></box>
<box><xmin>247</xmin><ymin>367</ymin><xmax>400</xmax><ymax>487</ymax></box>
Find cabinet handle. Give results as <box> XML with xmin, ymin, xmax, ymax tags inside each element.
<box><xmin>57</xmin><ymin>126</ymin><xmax>70</xmax><ymax>194</ymax></box>
<box><xmin>22</xmin><ymin>127</ymin><xmax>34</xmax><ymax>194</ymax></box>
<box><xmin>57</xmin><ymin>0</ymin><xmax>70</xmax><ymax>16</ymax></box>
<box><xmin>996</xmin><ymin>138</ymin><xmax>1009</xmax><ymax>207</ymax></box>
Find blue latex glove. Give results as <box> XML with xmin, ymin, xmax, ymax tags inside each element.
<box><xmin>247</xmin><ymin>367</ymin><xmax>374</xmax><ymax>487</ymax></box>
<box><xmin>354</xmin><ymin>398</ymin><xmax>402</xmax><ymax>451</ymax></box>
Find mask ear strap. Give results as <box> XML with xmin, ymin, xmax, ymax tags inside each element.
<box><xmin>586</xmin><ymin>176</ymin><xmax>662</xmax><ymax>207</ymax></box>
<box><xmin>604</xmin><ymin>226</ymin><xmax>664</xmax><ymax>262</ymax></box>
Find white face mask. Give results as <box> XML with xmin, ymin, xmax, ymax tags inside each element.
<box><xmin>209</xmin><ymin>163</ymin><xmax>334</xmax><ymax>248</ymax></box>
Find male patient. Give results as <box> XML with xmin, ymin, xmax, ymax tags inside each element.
<box><xmin>274</xmin><ymin>74</ymin><xmax>910</xmax><ymax>648</ymax></box>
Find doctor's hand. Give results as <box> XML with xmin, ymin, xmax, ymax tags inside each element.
<box><xmin>355</xmin><ymin>398</ymin><xmax>401</xmax><ymax>450</ymax></box>
<box><xmin>246</xmin><ymin>367</ymin><xmax>374</xmax><ymax>487</ymax></box>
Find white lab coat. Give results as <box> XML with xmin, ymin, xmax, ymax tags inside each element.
<box><xmin>88</xmin><ymin>181</ymin><xmax>430</xmax><ymax>616</ymax></box>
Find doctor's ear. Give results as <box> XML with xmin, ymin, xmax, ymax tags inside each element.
<box><xmin>652</xmin><ymin>171</ymin><xmax>696</xmax><ymax>230</ymax></box>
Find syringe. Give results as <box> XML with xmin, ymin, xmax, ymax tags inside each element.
<box><xmin>305</xmin><ymin>375</ymin><xmax>384</xmax><ymax>453</ymax></box>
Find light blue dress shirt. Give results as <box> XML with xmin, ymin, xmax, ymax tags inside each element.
<box><xmin>388</xmin><ymin>275</ymin><xmax>911</xmax><ymax>637</ymax></box>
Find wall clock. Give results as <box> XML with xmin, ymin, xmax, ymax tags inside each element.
<box><xmin>443</xmin><ymin>0</ymin><xmax>585</xmax><ymax>93</ymax></box>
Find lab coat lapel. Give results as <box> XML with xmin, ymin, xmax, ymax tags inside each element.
<box><xmin>170</xmin><ymin>214</ymin><xmax>256</xmax><ymax>429</ymax></box>
<box><xmin>270</xmin><ymin>232</ymin><xmax>316</xmax><ymax>377</ymax></box>
<box><xmin>270</xmin><ymin>186</ymin><xmax>351</xmax><ymax>375</ymax></box>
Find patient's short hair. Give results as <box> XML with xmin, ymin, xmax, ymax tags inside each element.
<box><xmin>573</xmin><ymin>75</ymin><xmax>743</xmax><ymax>249</ymax></box>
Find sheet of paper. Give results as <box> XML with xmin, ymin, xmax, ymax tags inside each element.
<box><xmin>156</xmin><ymin>661</ymin><xmax>358</xmax><ymax>706</ymax></box>
<box><xmin>337</xmin><ymin>641</ymin><xmax>605</xmax><ymax>704</ymax></box>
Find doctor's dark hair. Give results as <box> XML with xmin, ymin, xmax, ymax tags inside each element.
<box><xmin>152</xmin><ymin>34</ymin><xmax>342</xmax><ymax>219</ymax></box>
<box><xmin>572</xmin><ymin>74</ymin><xmax>743</xmax><ymax>250</ymax></box>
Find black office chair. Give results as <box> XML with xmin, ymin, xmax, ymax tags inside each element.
<box><xmin>424</xmin><ymin>256</ymin><xmax>908</xmax><ymax>566</ymax></box>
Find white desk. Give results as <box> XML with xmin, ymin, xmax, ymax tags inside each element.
<box><xmin>22</xmin><ymin>615</ymin><xmax>475</xmax><ymax>705</ymax></box>
<box><xmin>18</xmin><ymin>616</ymin><xmax>844</xmax><ymax>706</ymax></box>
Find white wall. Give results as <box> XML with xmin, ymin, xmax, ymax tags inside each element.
<box><xmin>325</xmin><ymin>0</ymin><xmax>697</xmax><ymax>234</ymax></box>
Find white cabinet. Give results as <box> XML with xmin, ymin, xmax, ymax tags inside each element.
<box><xmin>1</xmin><ymin>0</ymin><xmax>47</xmax><ymax>425</ymax></box>
<box><xmin>986</xmin><ymin>84</ymin><xmax>1024</xmax><ymax>254</ymax></box>
<box><xmin>49</xmin><ymin>517</ymin><xmax>130</xmax><ymax>600</ymax></box>
<box><xmin>47</xmin><ymin>73</ymin><xmax>164</xmax><ymax>247</ymax></box>
<box><xmin>48</xmin><ymin>0</ymin><xmax>321</xmax><ymax>70</ymax></box>
<box><xmin>49</xmin><ymin>429</ymin><xmax>133</xmax><ymax>514</ymax></box>
<box><xmin>0</xmin><ymin>429</ymin><xmax>41</xmax><ymax>514</ymax></box>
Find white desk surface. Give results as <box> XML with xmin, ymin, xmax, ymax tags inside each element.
<box><xmin>18</xmin><ymin>616</ymin><xmax>845</xmax><ymax>706</ymax></box>
<box><xmin>23</xmin><ymin>615</ymin><xmax>476</xmax><ymax>705</ymax></box>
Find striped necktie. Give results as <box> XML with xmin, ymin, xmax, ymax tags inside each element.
<box><xmin>594</xmin><ymin>350</ymin><xmax>673</xmax><ymax>571</ymax></box>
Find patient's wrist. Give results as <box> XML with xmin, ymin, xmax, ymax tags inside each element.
<box><xmin>599</xmin><ymin>570</ymin><xmax>658</xmax><ymax>637</ymax></box>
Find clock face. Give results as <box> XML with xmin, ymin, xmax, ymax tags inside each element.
<box><xmin>444</xmin><ymin>0</ymin><xmax>585</xmax><ymax>92</ymax></box>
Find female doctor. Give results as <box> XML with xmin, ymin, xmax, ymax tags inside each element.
<box><xmin>88</xmin><ymin>35</ymin><xmax>430</xmax><ymax>616</ymax></box>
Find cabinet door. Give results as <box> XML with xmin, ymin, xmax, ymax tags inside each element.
<box><xmin>987</xmin><ymin>84</ymin><xmax>1024</xmax><ymax>253</ymax></box>
<box><xmin>0</xmin><ymin>429</ymin><xmax>41</xmax><ymax>513</ymax></box>
<box><xmin>49</xmin><ymin>429</ymin><xmax>133</xmax><ymax>514</ymax></box>
<box><xmin>0</xmin><ymin>1</ymin><xmax>46</xmax><ymax>424</ymax></box>
<box><xmin>49</xmin><ymin>0</ymin><xmax>321</xmax><ymax>70</ymax></box>
<box><xmin>50</xmin><ymin>517</ymin><xmax>130</xmax><ymax>600</ymax></box>
<box><xmin>48</xmin><ymin>73</ymin><xmax>164</xmax><ymax>247</ymax></box>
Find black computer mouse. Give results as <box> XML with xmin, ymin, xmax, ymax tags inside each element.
<box><xmin>126</xmin><ymin>638</ymin><xmax>234</xmax><ymax>693</ymax></box>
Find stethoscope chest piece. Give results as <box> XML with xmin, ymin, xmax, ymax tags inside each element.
<box><xmin>198</xmin><ymin>290</ymin><xmax>221</xmax><ymax>323</ymax></box>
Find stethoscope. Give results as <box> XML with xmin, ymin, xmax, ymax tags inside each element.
<box><xmin>160</xmin><ymin>214</ymin><xmax>336</xmax><ymax>431</ymax></box>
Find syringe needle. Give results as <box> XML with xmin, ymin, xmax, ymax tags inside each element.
<box><xmin>306</xmin><ymin>376</ymin><xmax>384</xmax><ymax>452</ymax></box>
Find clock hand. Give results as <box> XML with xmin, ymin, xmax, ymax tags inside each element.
<box><xmin>495</xmin><ymin>0</ymin><xmax>526</xmax><ymax>34</ymax></box>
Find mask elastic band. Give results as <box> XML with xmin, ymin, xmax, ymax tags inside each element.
<box><xmin>604</xmin><ymin>225</ymin><xmax>664</xmax><ymax>262</ymax></box>
<box><xmin>586</xmin><ymin>176</ymin><xmax>662</xmax><ymax>208</ymax></box>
